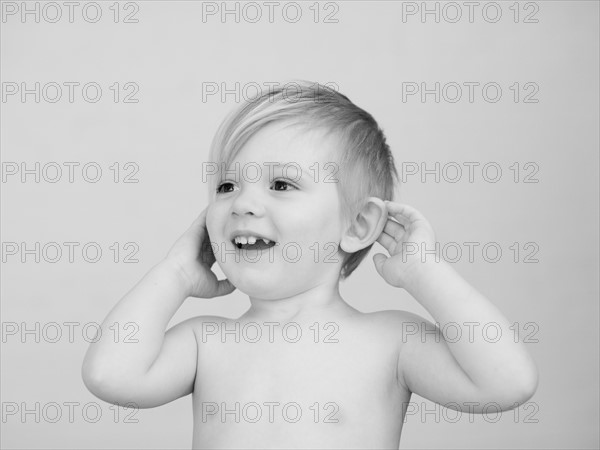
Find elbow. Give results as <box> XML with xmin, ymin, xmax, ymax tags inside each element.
<box><xmin>81</xmin><ymin>360</ymin><xmax>153</xmax><ymax>408</ymax></box>
<box><xmin>517</xmin><ymin>366</ymin><xmax>539</xmax><ymax>404</ymax></box>
<box><xmin>81</xmin><ymin>360</ymin><xmax>112</xmax><ymax>401</ymax></box>
<box><xmin>520</xmin><ymin>355</ymin><xmax>539</xmax><ymax>396</ymax></box>
<box><xmin>480</xmin><ymin>360</ymin><xmax>539</xmax><ymax>410</ymax></box>
<box><xmin>504</xmin><ymin>361</ymin><xmax>540</xmax><ymax>408</ymax></box>
<box><xmin>81</xmin><ymin>359</ymin><xmax>127</xmax><ymax>404</ymax></box>
<box><xmin>82</xmin><ymin>349</ymin><xmax>104</xmax><ymax>397</ymax></box>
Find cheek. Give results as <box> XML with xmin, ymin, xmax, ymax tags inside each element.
<box><xmin>289</xmin><ymin>204</ymin><xmax>341</xmax><ymax>241</ymax></box>
<box><xmin>205</xmin><ymin>204</ymin><xmax>221</xmax><ymax>238</ymax></box>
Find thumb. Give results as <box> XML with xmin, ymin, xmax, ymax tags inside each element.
<box><xmin>215</xmin><ymin>278</ymin><xmax>236</xmax><ymax>297</ymax></box>
<box><xmin>373</xmin><ymin>253</ymin><xmax>387</xmax><ymax>278</ymax></box>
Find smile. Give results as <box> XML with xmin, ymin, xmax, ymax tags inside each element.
<box><xmin>232</xmin><ymin>236</ymin><xmax>277</xmax><ymax>251</ymax></box>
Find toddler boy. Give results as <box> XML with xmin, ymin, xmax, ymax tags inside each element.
<box><xmin>83</xmin><ymin>81</ymin><xmax>538</xmax><ymax>449</ymax></box>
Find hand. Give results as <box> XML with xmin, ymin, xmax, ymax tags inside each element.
<box><xmin>373</xmin><ymin>201</ymin><xmax>437</xmax><ymax>288</ymax></box>
<box><xmin>165</xmin><ymin>207</ymin><xmax>236</xmax><ymax>299</ymax></box>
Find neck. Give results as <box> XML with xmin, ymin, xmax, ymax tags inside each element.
<box><xmin>241</xmin><ymin>279</ymin><xmax>357</xmax><ymax>323</ymax></box>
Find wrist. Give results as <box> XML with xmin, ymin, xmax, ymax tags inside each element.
<box><xmin>402</xmin><ymin>258</ymin><xmax>450</xmax><ymax>295</ymax></box>
<box><xmin>156</xmin><ymin>258</ymin><xmax>194</xmax><ymax>299</ymax></box>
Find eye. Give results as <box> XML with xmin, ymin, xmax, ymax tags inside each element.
<box><xmin>271</xmin><ymin>179</ymin><xmax>297</xmax><ymax>191</ymax></box>
<box><xmin>216</xmin><ymin>182</ymin><xmax>237</xmax><ymax>194</ymax></box>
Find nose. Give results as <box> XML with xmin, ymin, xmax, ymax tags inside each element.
<box><xmin>230</xmin><ymin>185</ymin><xmax>265</xmax><ymax>217</ymax></box>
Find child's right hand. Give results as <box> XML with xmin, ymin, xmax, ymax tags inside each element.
<box><xmin>165</xmin><ymin>207</ymin><xmax>236</xmax><ymax>299</ymax></box>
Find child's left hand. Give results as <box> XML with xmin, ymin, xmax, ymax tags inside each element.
<box><xmin>373</xmin><ymin>201</ymin><xmax>437</xmax><ymax>289</ymax></box>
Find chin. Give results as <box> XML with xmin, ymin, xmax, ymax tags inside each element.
<box><xmin>221</xmin><ymin>262</ymin><xmax>270</xmax><ymax>291</ymax></box>
<box><xmin>232</xmin><ymin>278</ymin><xmax>289</xmax><ymax>300</ymax></box>
<box><xmin>222</xmin><ymin>264</ymin><xmax>301</xmax><ymax>300</ymax></box>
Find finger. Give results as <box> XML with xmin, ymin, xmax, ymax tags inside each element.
<box><xmin>376</xmin><ymin>230</ymin><xmax>397</xmax><ymax>251</ymax></box>
<box><xmin>214</xmin><ymin>278</ymin><xmax>236</xmax><ymax>297</ymax></box>
<box><xmin>190</xmin><ymin>207</ymin><xmax>208</xmax><ymax>230</ymax></box>
<box><xmin>384</xmin><ymin>201</ymin><xmax>427</xmax><ymax>226</ymax></box>
<box><xmin>188</xmin><ymin>208</ymin><xmax>209</xmax><ymax>234</ymax></box>
<box><xmin>383</xmin><ymin>219</ymin><xmax>406</xmax><ymax>242</ymax></box>
<box><xmin>384</xmin><ymin>206</ymin><xmax>411</xmax><ymax>229</ymax></box>
<box><xmin>372</xmin><ymin>253</ymin><xmax>387</xmax><ymax>278</ymax></box>
<box><xmin>201</xmin><ymin>236</ymin><xmax>217</xmax><ymax>266</ymax></box>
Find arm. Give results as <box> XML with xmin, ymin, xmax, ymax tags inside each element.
<box><xmin>374</xmin><ymin>202</ymin><xmax>538</xmax><ymax>412</ymax></box>
<box><xmin>81</xmin><ymin>208</ymin><xmax>235</xmax><ymax>408</ymax></box>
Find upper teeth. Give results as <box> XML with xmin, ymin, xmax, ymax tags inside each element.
<box><xmin>234</xmin><ymin>236</ymin><xmax>271</xmax><ymax>245</ymax></box>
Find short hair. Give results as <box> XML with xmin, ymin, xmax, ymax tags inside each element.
<box><xmin>207</xmin><ymin>80</ymin><xmax>398</xmax><ymax>279</ymax></box>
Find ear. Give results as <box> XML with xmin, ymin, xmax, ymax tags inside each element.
<box><xmin>340</xmin><ymin>197</ymin><xmax>387</xmax><ymax>254</ymax></box>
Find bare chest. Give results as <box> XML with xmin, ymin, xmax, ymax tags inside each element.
<box><xmin>190</xmin><ymin>320</ymin><xmax>409</xmax><ymax>448</ymax></box>
<box><xmin>194</xmin><ymin>323</ymin><xmax>403</xmax><ymax>413</ymax></box>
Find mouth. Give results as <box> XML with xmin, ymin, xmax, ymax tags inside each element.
<box><xmin>231</xmin><ymin>235</ymin><xmax>277</xmax><ymax>251</ymax></box>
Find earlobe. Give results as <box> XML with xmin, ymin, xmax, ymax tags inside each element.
<box><xmin>340</xmin><ymin>197</ymin><xmax>387</xmax><ymax>253</ymax></box>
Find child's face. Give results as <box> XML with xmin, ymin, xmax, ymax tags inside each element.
<box><xmin>206</xmin><ymin>121</ymin><xmax>347</xmax><ymax>299</ymax></box>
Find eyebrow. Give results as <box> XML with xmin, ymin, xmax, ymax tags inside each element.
<box><xmin>268</xmin><ymin>162</ymin><xmax>311</xmax><ymax>179</ymax></box>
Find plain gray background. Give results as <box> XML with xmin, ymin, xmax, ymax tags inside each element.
<box><xmin>1</xmin><ymin>1</ymin><xmax>598</xmax><ymax>448</ymax></box>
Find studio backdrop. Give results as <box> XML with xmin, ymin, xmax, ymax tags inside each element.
<box><xmin>1</xmin><ymin>1</ymin><xmax>598</xmax><ymax>449</ymax></box>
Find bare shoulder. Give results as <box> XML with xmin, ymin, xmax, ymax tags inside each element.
<box><xmin>361</xmin><ymin>309</ymin><xmax>427</xmax><ymax>329</ymax></box>
<box><xmin>169</xmin><ymin>315</ymin><xmax>235</xmax><ymax>337</ymax></box>
<box><xmin>356</xmin><ymin>310</ymin><xmax>431</xmax><ymax>344</ymax></box>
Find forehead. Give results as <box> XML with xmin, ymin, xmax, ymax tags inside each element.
<box><xmin>233</xmin><ymin>121</ymin><xmax>341</xmax><ymax>166</ymax></box>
